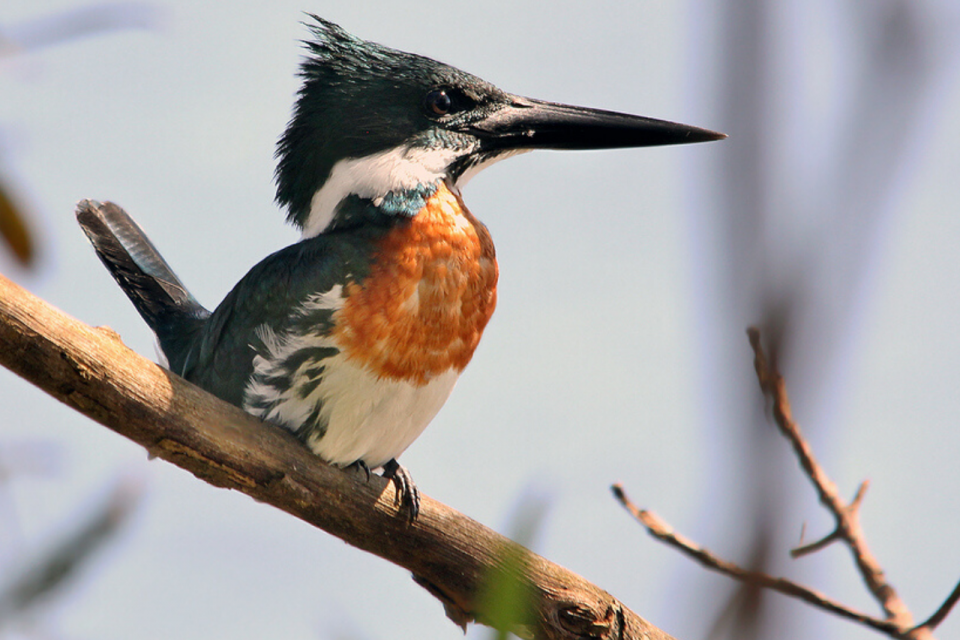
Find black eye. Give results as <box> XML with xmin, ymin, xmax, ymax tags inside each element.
<box><xmin>425</xmin><ymin>89</ymin><xmax>453</xmax><ymax>116</ymax></box>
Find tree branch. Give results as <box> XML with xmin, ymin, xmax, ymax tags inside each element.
<box><xmin>746</xmin><ymin>327</ymin><xmax>914</xmax><ymax>628</ymax></box>
<box><xmin>611</xmin><ymin>328</ymin><xmax>957</xmax><ymax>640</ymax></box>
<box><xmin>0</xmin><ymin>271</ymin><xmax>675</xmax><ymax>640</ymax></box>
<box><xmin>912</xmin><ymin>578</ymin><xmax>960</xmax><ymax>636</ymax></box>
<box><xmin>611</xmin><ymin>484</ymin><xmax>901</xmax><ymax>637</ymax></box>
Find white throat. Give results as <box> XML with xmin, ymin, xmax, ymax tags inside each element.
<box><xmin>299</xmin><ymin>143</ymin><xmax>530</xmax><ymax>238</ymax></box>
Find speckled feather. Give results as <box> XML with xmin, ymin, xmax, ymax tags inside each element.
<box><xmin>172</xmin><ymin>183</ymin><xmax>496</xmax><ymax>467</ymax></box>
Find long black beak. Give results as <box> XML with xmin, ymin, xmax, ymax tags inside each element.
<box><xmin>466</xmin><ymin>96</ymin><xmax>725</xmax><ymax>151</ymax></box>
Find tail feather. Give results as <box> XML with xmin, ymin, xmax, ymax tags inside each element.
<box><xmin>76</xmin><ymin>200</ymin><xmax>210</xmax><ymax>365</ymax></box>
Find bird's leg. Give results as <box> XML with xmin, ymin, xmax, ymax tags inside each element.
<box><xmin>347</xmin><ymin>459</ymin><xmax>371</xmax><ymax>481</ymax></box>
<box><xmin>381</xmin><ymin>459</ymin><xmax>420</xmax><ymax>522</ymax></box>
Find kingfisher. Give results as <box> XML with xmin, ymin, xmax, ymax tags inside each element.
<box><xmin>77</xmin><ymin>16</ymin><xmax>724</xmax><ymax>520</ymax></box>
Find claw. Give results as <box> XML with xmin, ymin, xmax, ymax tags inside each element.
<box><xmin>347</xmin><ymin>459</ymin><xmax>372</xmax><ymax>481</ymax></box>
<box><xmin>381</xmin><ymin>459</ymin><xmax>420</xmax><ymax>522</ymax></box>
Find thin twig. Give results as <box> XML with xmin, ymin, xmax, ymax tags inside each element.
<box><xmin>912</xmin><ymin>578</ymin><xmax>960</xmax><ymax>634</ymax></box>
<box><xmin>791</xmin><ymin>529</ymin><xmax>841</xmax><ymax>558</ymax></box>
<box><xmin>791</xmin><ymin>482</ymin><xmax>868</xmax><ymax>558</ymax></box>
<box><xmin>747</xmin><ymin>327</ymin><xmax>915</xmax><ymax>629</ymax></box>
<box><xmin>611</xmin><ymin>484</ymin><xmax>901</xmax><ymax>637</ymax></box>
<box><xmin>613</xmin><ymin>328</ymin><xmax>958</xmax><ymax>639</ymax></box>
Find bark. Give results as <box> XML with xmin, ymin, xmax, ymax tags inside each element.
<box><xmin>0</xmin><ymin>273</ymin><xmax>676</xmax><ymax>640</ymax></box>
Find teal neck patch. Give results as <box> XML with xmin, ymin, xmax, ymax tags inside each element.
<box><xmin>327</xmin><ymin>181</ymin><xmax>439</xmax><ymax>232</ymax></box>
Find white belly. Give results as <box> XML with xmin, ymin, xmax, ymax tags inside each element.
<box><xmin>243</xmin><ymin>335</ymin><xmax>459</xmax><ymax>468</ymax></box>
<box><xmin>301</xmin><ymin>352</ymin><xmax>459</xmax><ymax>467</ymax></box>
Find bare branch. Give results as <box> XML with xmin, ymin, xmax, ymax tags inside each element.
<box><xmin>747</xmin><ymin>327</ymin><xmax>915</xmax><ymax>628</ymax></box>
<box><xmin>912</xmin><ymin>579</ymin><xmax>960</xmax><ymax>635</ymax></box>
<box><xmin>611</xmin><ymin>484</ymin><xmax>901</xmax><ymax>637</ymax></box>
<box><xmin>0</xmin><ymin>272</ymin><xmax>675</xmax><ymax>640</ymax></box>
<box><xmin>791</xmin><ymin>482</ymin><xmax>868</xmax><ymax>559</ymax></box>
<box><xmin>790</xmin><ymin>529</ymin><xmax>841</xmax><ymax>558</ymax></box>
<box><xmin>612</xmin><ymin>329</ymin><xmax>958</xmax><ymax>640</ymax></box>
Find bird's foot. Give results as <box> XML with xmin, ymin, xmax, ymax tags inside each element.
<box><xmin>381</xmin><ymin>459</ymin><xmax>420</xmax><ymax>522</ymax></box>
<box><xmin>347</xmin><ymin>459</ymin><xmax>372</xmax><ymax>481</ymax></box>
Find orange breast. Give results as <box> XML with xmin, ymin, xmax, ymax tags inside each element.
<box><xmin>332</xmin><ymin>182</ymin><xmax>498</xmax><ymax>385</ymax></box>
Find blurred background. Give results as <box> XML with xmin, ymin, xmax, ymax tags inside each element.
<box><xmin>1</xmin><ymin>1</ymin><xmax>959</xmax><ymax>639</ymax></box>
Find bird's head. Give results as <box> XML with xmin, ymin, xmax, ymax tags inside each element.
<box><xmin>276</xmin><ymin>16</ymin><xmax>724</xmax><ymax>237</ymax></box>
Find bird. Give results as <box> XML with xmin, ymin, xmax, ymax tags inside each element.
<box><xmin>77</xmin><ymin>16</ymin><xmax>724</xmax><ymax>520</ymax></box>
